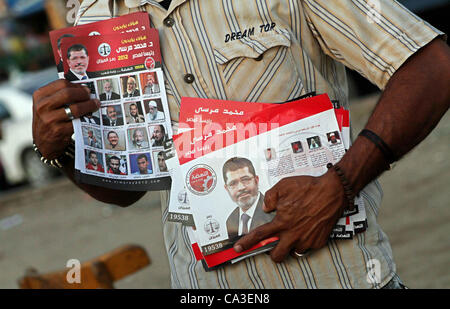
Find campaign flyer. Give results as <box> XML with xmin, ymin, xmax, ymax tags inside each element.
<box><xmin>50</xmin><ymin>12</ymin><xmax>152</xmax><ymax>78</ymax></box>
<box><xmin>170</xmin><ymin>95</ymin><xmax>368</xmax><ymax>266</ymax></box>
<box><xmin>59</xmin><ymin>23</ymin><xmax>172</xmax><ymax>191</ymax></box>
<box><xmin>174</xmin><ymin>95</ymin><xmax>347</xmax><ymax>257</ymax></box>
<box><xmin>167</xmin><ymin>153</ymin><xmax>278</xmax><ymax>268</ymax></box>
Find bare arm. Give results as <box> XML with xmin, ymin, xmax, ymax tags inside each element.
<box><xmin>340</xmin><ymin>37</ymin><xmax>450</xmax><ymax>193</ymax></box>
<box><xmin>234</xmin><ymin>38</ymin><xmax>450</xmax><ymax>261</ymax></box>
<box><xmin>32</xmin><ymin>80</ymin><xmax>146</xmax><ymax>207</ymax></box>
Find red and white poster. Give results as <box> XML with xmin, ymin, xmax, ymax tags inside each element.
<box><xmin>172</xmin><ymin>95</ymin><xmax>361</xmax><ymax>267</ymax></box>
<box><xmin>52</xmin><ymin>13</ymin><xmax>173</xmax><ymax>191</ymax></box>
<box><xmin>50</xmin><ymin>12</ymin><xmax>152</xmax><ymax>77</ymax></box>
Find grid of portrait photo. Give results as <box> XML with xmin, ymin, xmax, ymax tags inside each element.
<box><xmin>77</xmin><ymin>69</ymin><xmax>172</xmax><ymax>179</ymax></box>
<box><xmin>288</xmin><ymin>131</ymin><xmax>342</xmax><ymax>155</ymax></box>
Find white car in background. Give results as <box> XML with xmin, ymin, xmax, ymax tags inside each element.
<box><xmin>0</xmin><ymin>67</ymin><xmax>61</xmax><ymax>187</ymax></box>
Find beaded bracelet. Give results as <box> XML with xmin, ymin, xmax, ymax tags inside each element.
<box><xmin>33</xmin><ymin>141</ymin><xmax>75</xmax><ymax>169</ymax></box>
<box><xmin>327</xmin><ymin>163</ymin><xmax>355</xmax><ymax>211</ymax></box>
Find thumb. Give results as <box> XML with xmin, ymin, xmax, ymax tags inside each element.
<box><xmin>263</xmin><ymin>188</ymin><xmax>278</xmax><ymax>213</ymax></box>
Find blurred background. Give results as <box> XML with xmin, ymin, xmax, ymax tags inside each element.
<box><xmin>0</xmin><ymin>0</ymin><xmax>448</xmax><ymax>289</ymax></box>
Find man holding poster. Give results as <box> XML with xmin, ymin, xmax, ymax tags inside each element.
<box><xmin>32</xmin><ymin>1</ymin><xmax>449</xmax><ymax>289</ymax></box>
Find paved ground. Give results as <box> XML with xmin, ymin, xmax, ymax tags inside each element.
<box><xmin>0</xmin><ymin>94</ymin><xmax>448</xmax><ymax>289</ymax></box>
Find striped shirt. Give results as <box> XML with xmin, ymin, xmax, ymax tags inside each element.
<box><xmin>76</xmin><ymin>0</ymin><xmax>443</xmax><ymax>288</ymax></box>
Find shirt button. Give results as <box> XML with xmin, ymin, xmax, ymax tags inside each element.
<box><xmin>163</xmin><ymin>17</ymin><xmax>175</xmax><ymax>27</ymax></box>
<box><xmin>184</xmin><ymin>74</ymin><xmax>195</xmax><ymax>84</ymax></box>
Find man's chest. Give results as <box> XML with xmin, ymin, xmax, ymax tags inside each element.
<box><xmin>78</xmin><ymin>1</ymin><xmax>344</xmax><ymax>122</ymax></box>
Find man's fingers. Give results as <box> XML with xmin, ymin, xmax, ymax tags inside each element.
<box><xmin>263</xmin><ymin>177</ymin><xmax>295</xmax><ymax>212</ymax></box>
<box><xmin>234</xmin><ymin>221</ymin><xmax>280</xmax><ymax>253</ymax></box>
<box><xmin>34</xmin><ymin>79</ymin><xmax>89</xmax><ymax>102</ymax></box>
<box><xmin>263</xmin><ymin>188</ymin><xmax>278</xmax><ymax>212</ymax></box>
<box><xmin>292</xmin><ymin>241</ymin><xmax>309</xmax><ymax>257</ymax></box>
<box><xmin>43</xmin><ymin>86</ymin><xmax>93</xmax><ymax>111</ymax></box>
<box><xmin>33</xmin><ymin>79</ymin><xmax>71</xmax><ymax>100</ymax></box>
<box><xmin>48</xmin><ymin>86</ymin><xmax>91</xmax><ymax>109</ymax></box>
<box><xmin>60</xmin><ymin>99</ymin><xmax>101</xmax><ymax>121</ymax></box>
<box><xmin>270</xmin><ymin>236</ymin><xmax>296</xmax><ymax>263</ymax></box>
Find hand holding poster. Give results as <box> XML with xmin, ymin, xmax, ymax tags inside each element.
<box><xmin>51</xmin><ymin>13</ymin><xmax>173</xmax><ymax>191</ymax></box>
<box><xmin>171</xmin><ymin>94</ymin><xmax>367</xmax><ymax>268</ymax></box>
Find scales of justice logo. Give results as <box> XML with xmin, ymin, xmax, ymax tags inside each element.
<box><xmin>186</xmin><ymin>164</ymin><xmax>217</xmax><ymax>195</ymax></box>
<box><xmin>177</xmin><ymin>189</ymin><xmax>189</xmax><ymax>205</ymax></box>
<box><xmin>98</xmin><ymin>43</ymin><xmax>111</xmax><ymax>57</ymax></box>
<box><xmin>204</xmin><ymin>216</ymin><xmax>220</xmax><ymax>236</ymax></box>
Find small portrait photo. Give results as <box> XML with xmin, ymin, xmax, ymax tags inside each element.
<box><xmin>80</xmin><ymin>109</ymin><xmax>101</xmax><ymax>125</ymax></box>
<box><xmin>103</xmin><ymin>129</ymin><xmax>126</xmax><ymax>151</ymax></box>
<box><xmin>291</xmin><ymin>141</ymin><xmax>304</xmax><ymax>154</ymax></box>
<box><xmin>85</xmin><ymin>150</ymin><xmax>104</xmax><ymax>173</ymax></box>
<box><xmin>82</xmin><ymin>126</ymin><xmax>102</xmax><ymax>149</ymax></box>
<box><xmin>101</xmin><ymin>104</ymin><xmax>124</xmax><ymax>126</ymax></box>
<box><xmin>140</xmin><ymin>72</ymin><xmax>160</xmax><ymax>95</ymax></box>
<box><xmin>130</xmin><ymin>152</ymin><xmax>153</xmax><ymax>175</ymax></box>
<box><xmin>149</xmin><ymin>124</ymin><xmax>168</xmax><ymax>147</ymax></box>
<box><xmin>121</xmin><ymin>75</ymin><xmax>141</xmax><ymax>98</ymax></box>
<box><xmin>64</xmin><ymin>43</ymin><xmax>93</xmax><ymax>81</ymax></box>
<box><xmin>153</xmin><ymin>150</ymin><xmax>168</xmax><ymax>173</ymax></box>
<box><xmin>144</xmin><ymin>98</ymin><xmax>165</xmax><ymax>122</ymax></box>
<box><xmin>128</xmin><ymin>127</ymin><xmax>150</xmax><ymax>151</ymax></box>
<box><xmin>264</xmin><ymin>148</ymin><xmax>276</xmax><ymax>161</ymax></box>
<box><xmin>327</xmin><ymin>131</ymin><xmax>342</xmax><ymax>146</ymax></box>
<box><xmin>124</xmin><ymin>101</ymin><xmax>145</xmax><ymax>124</ymax></box>
<box><xmin>97</xmin><ymin>78</ymin><xmax>121</xmax><ymax>102</ymax></box>
<box><xmin>105</xmin><ymin>154</ymin><xmax>128</xmax><ymax>175</ymax></box>
<box><xmin>307</xmin><ymin>136</ymin><xmax>322</xmax><ymax>150</ymax></box>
